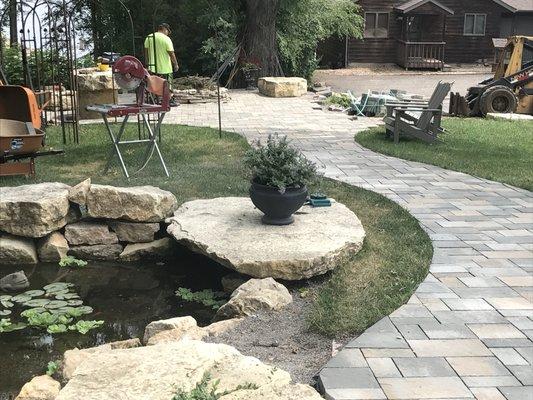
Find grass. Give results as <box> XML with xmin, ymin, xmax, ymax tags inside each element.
<box><xmin>0</xmin><ymin>124</ymin><xmax>250</xmax><ymax>205</ymax></box>
<box><xmin>354</xmin><ymin>117</ymin><xmax>533</xmax><ymax>191</ymax></box>
<box><xmin>1</xmin><ymin>123</ymin><xmax>432</xmax><ymax>338</ymax></box>
<box><xmin>308</xmin><ymin>179</ymin><xmax>432</xmax><ymax>337</ymax></box>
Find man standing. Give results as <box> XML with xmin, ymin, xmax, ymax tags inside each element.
<box><xmin>144</xmin><ymin>23</ymin><xmax>179</xmax><ymax>105</ymax></box>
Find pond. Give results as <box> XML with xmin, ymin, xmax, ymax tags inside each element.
<box><xmin>0</xmin><ymin>246</ymin><xmax>227</xmax><ymax>399</ymax></box>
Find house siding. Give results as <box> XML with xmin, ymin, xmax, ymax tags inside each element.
<box><xmin>342</xmin><ymin>0</ymin><xmax>510</xmax><ymax>65</ymax></box>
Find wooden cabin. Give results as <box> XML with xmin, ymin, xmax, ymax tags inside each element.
<box><xmin>318</xmin><ymin>0</ymin><xmax>533</xmax><ymax>70</ymax></box>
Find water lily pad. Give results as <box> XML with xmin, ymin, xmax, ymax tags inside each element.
<box><xmin>21</xmin><ymin>308</ymin><xmax>46</xmax><ymax>317</ymax></box>
<box><xmin>76</xmin><ymin>306</ymin><xmax>93</xmax><ymax>315</ymax></box>
<box><xmin>0</xmin><ymin>310</ymin><xmax>11</xmax><ymax>316</ymax></box>
<box><xmin>24</xmin><ymin>290</ymin><xmax>45</xmax><ymax>297</ymax></box>
<box><xmin>23</xmin><ymin>299</ymin><xmax>51</xmax><ymax>308</ymax></box>
<box><xmin>47</xmin><ymin>324</ymin><xmax>68</xmax><ymax>334</ymax></box>
<box><xmin>1</xmin><ymin>322</ymin><xmax>27</xmax><ymax>332</ymax></box>
<box><xmin>12</xmin><ymin>294</ymin><xmax>32</xmax><ymax>303</ymax></box>
<box><xmin>0</xmin><ymin>300</ymin><xmax>13</xmax><ymax>308</ymax></box>
<box><xmin>55</xmin><ymin>293</ymin><xmax>80</xmax><ymax>300</ymax></box>
<box><xmin>45</xmin><ymin>300</ymin><xmax>68</xmax><ymax>309</ymax></box>
<box><xmin>43</xmin><ymin>282</ymin><xmax>74</xmax><ymax>292</ymax></box>
<box><xmin>66</xmin><ymin>299</ymin><xmax>83</xmax><ymax>306</ymax></box>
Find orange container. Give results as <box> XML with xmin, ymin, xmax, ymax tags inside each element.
<box><xmin>0</xmin><ymin>85</ymin><xmax>42</xmax><ymax>129</ymax></box>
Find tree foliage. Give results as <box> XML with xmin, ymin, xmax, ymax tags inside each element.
<box><xmin>2</xmin><ymin>0</ymin><xmax>362</xmax><ymax>81</ymax></box>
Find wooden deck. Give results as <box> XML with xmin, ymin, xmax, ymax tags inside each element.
<box><xmin>396</xmin><ymin>40</ymin><xmax>445</xmax><ymax>70</ymax></box>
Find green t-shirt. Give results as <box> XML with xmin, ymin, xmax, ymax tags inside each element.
<box><xmin>144</xmin><ymin>32</ymin><xmax>174</xmax><ymax>74</ymax></box>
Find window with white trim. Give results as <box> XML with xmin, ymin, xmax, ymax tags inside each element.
<box><xmin>464</xmin><ymin>14</ymin><xmax>486</xmax><ymax>36</ymax></box>
<box><xmin>364</xmin><ymin>12</ymin><xmax>389</xmax><ymax>38</ymax></box>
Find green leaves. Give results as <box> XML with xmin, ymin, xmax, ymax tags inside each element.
<box><xmin>1</xmin><ymin>280</ymin><xmax>102</xmax><ymax>336</ymax></box>
<box><xmin>244</xmin><ymin>135</ymin><xmax>317</xmax><ymax>192</ymax></box>
<box><xmin>59</xmin><ymin>256</ymin><xmax>88</xmax><ymax>268</ymax></box>
<box><xmin>69</xmin><ymin>320</ymin><xmax>104</xmax><ymax>335</ymax></box>
<box><xmin>0</xmin><ymin>318</ymin><xmax>27</xmax><ymax>333</ymax></box>
<box><xmin>175</xmin><ymin>288</ymin><xmax>227</xmax><ymax>310</ymax></box>
<box><xmin>46</xmin><ymin>361</ymin><xmax>59</xmax><ymax>377</ymax></box>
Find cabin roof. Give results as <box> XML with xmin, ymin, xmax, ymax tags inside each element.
<box><xmin>394</xmin><ymin>0</ymin><xmax>454</xmax><ymax>15</ymax></box>
<box><xmin>498</xmin><ymin>0</ymin><xmax>533</xmax><ymax>12</ymax></box>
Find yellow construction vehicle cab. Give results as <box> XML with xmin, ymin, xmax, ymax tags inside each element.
<box><xmin>462</xmin><ymin>36</ymin><xmax>533</xmax><ymax>116</ymax></box>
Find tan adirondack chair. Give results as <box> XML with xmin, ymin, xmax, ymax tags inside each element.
<box><xmin>384</xmin><ymin>82</ymin><xmax>452</xmax><ymax>144</ymax></box>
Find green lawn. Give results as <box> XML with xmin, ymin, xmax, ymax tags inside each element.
<box><xmin>1</xmin><ymin>124</ymin><xmax>432</xmax><ymax>338</ymax></box>
<box><xmin>355</xmin><ymin>118</ymin><xmax>533</xmax><ymax>191</ymax></box>
<box><xmin>0</xmin><ymin>124</ymin><xmax>250</xmax><ymax>205</ymax></box>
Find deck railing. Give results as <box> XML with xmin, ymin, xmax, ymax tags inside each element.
<box><xmin>396</xmin><ymin>40</ymin><xmax>445</xmax><ymax>70</ymax></box>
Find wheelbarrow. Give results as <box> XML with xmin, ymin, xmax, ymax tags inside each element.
<box><xmin>0</xmin><ymin>85</ymin><xmax>63</xmax><ymax>176</ymax></box>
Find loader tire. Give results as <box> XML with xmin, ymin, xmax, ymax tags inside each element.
<box><xmin>479</xmin><ymin>85</ymin><xmax>518</xmax><ymax>116</ymax></box>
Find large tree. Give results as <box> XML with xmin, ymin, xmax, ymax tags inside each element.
<box><xmin>9</xmin><ymin>0</ymin><xmax>18</xmax><ymax>46</ymax></box>
<box><xmin>241</xmin><ymin>0</ymin><xmax>283</xmax><ymax>76</ymax></box>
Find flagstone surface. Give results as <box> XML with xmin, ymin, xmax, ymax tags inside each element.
<box><xmin>166</xmin><ymin>90</ymin><xmax>533</xmax><ymax>400</ymax></box>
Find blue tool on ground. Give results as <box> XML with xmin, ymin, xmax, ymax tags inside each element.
<box><xmin>308</xmin><ymin>193</ymin><xmax>331</xmax><ymax>207</ymax></box>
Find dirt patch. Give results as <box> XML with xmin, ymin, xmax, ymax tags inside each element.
<box><xmin>206</xmin><ymin>286</ymin><xmax>350</xmax><ymax>386</ymax></box>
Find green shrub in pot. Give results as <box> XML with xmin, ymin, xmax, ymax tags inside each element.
<box><xmin>244</xmin><ymin>135</ymin><xmax>317</xmax><ymax>225</ymax></box>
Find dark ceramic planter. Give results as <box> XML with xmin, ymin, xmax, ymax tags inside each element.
<box><xmin>249</xmin><ymin>180</ymin><xmax>308</xmax><ymax>225</ymax></box>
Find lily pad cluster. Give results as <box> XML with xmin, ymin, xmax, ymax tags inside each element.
<box><xmin>0</xmin><ymin>282</ymin><xmax>103</xmax><ymax>335</ymax></box>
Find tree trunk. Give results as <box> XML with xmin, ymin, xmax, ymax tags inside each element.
<box><xmin>242</xmin><ymin>0</ymin><xmax>283</xmax><ymax>77</ymax></box>
<box><xmin>9</xmin><ymin>0</ymin><xmax>18</xmax><ymax>46</ymax></box>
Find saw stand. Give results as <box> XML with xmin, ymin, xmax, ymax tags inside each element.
<box><xmin>86</xmin><ymin>61</ymin><xmax>171</xmax><ymax>179</ymax></box>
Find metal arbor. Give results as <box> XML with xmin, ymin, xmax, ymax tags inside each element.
<box><xmin>0</xmin><ymin>0</ymin><xmax>136</xmax><ymax>144</ymax></box>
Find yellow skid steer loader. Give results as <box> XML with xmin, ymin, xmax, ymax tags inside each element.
<box><xmin>450</xmin><ymin>36</ymin><xmax>533</xmax><ymax>117</ymax></box>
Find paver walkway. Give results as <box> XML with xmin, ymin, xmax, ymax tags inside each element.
<box><xmin>166</xmin><ymin>90</ymin><xmax>533</xmax><ymax>400</ymax></box>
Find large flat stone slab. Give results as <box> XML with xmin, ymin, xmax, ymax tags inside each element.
<box><xmin>56</xmin><ymin>340</ymin><xmax>322</xmax><ymax>400</ymax></box>
<box><xmin>167</xmin><ymin>197</ymin><xmax>365</xmax><ymax>280</ymax></box>
<box><xmin>0</xmin><ymin>183</ymin><xmax>71</xmax><ymax>238</ymax></box>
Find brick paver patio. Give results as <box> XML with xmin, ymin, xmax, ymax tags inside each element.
<box><xmin>166</xmin><ymin>90</ymin><xmax>533</xmax><ymax>400</ymax></box>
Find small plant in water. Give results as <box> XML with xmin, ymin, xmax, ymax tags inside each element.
<box><xmin>59</xmin><ymin>256</ymin><xmax>88</xmax><ymax>268</ymax></box>
<box><xmin>68</xmin><ymin>320</ymin><xmax>104</xmax><ymax>334</ymax></box>
<box><xmin>46</xmin><ymin>361</ymin><xmax>59</xmax><ymax>377</ymax></box>
<box><xmin>175</xmin><ymin>288</ymin><xmax>227</xmax><ymax>310</ymax></box>
<box><xmin>0</xmin><ymin>281</ymin><xmax>102</xmax><ymax>336</ymax></box>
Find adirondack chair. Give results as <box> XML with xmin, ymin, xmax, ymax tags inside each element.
<box><xmin>384</xmin><ymin>82</ymin><xmax>452</xmax><ymax>144</ymax></box>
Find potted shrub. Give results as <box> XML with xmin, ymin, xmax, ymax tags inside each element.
<box><xmin>244</xmin><ymin>135</ymin><xmax>317</xmax><ymax>225</ymax></box>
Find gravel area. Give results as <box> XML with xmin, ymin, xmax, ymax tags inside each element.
<box><xmin>206</xmin><ymin>286</ymin><xmax>348</xmax><ymax>387</ymax></box>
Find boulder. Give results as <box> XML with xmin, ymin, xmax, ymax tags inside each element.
<box><xmin>0</xmin><ymin>183</ymin><xmax>71</xmax><ymax>238</ymax></box>
<box><xmin>0</xmin><ymin>235</ymin><xmax>38</xmax><ymax>265</ymax></box>
<box><xmin>215</xmin><ymin>278</ymin><xmax>292</xmax><ymax>320</ymax></box>
<box><xmin>144</xmin><ymin>316</ymin><xmax>243</xmax><ymax>345</ymax></box>
<box><xmin>64</xmin><ymin>222</ymin><xmax>118</xmax><ymax>246</ymax></box>
<box><xmin>55</xmin><ymin>340</ymin><xmax>321</xmax><ymax>400</ymax></box>
<box><xmin>68</xmin><ymin>244</ymin><xmax>123</xmax><ymax>261</ymax></box>
<box><xmin>221</xmin><ymin>273</ymin><xmax>248</xmax><ymax>293</ymax></box>
<box><xmin>119</xmin><ymin>238</ymin><xmax>172</xmax><ymax>261</ymax></box>
<box><xmin>0</xmin><ymin>270</ymin><xmax>30</xmax><ymax>291</ymax></box>
<box><xmin>62</xmin><ymin>338</ymin><xmax>141</xmax><ymax>381</ymax></box>
<box><xmin>258</xmin><ymin>77</ymin><xmax>307</xmax><ymax>98</ymax></box>
<box><xmin>143</xmin><ymin>316</ymin><xmax>206</xmax><ymax>345</ymax></box>
<box><xmin>15</xmin><ymin>375</ymin><xmax>61</xmax><ymax>400</ymax></box>
<box><xmin>108</xmin><ymin>221</ymin><xmax>160</xmax><ymax>243</ymax></box>
<box><xmin>37</xmin><ymin>232</ymin><xmax>69</xmax><ymax>262</ymax></box>
<box><xmin>76</xmin><ymin>69</ymin><xmax>115</xmax><ymax>91</ymax></box>
<box><xmin>86</xmin><ymin>185</ymin><xmax>177</xmax><ymax>222</ymax></box>
<box><xmin>68</xmin><ymin>179</ymin><xmax>91</xmax><ymax>206</ymax></box>
<box><xmin>167</xmin><ymin>197</ymin><xmax>365</xmax><ymax>280</ymax></box>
